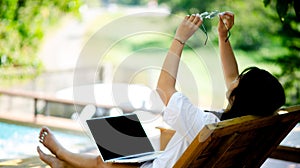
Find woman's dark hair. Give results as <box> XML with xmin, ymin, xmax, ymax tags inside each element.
<box><xmin>221</xmin><ymin>67</ymin><xmax>286</xmax><ymax>120</ymax></box>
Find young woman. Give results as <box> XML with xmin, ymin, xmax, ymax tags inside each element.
<box><xmin>37</xmin><ymin>12</ymin><xmax>285</xmax><ymax>168</ymax></box>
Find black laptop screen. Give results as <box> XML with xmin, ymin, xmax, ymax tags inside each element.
<box><xmin>87</xmin><ymin>114</ymin><xmax>154</xmax><ymax>161</ymax></box>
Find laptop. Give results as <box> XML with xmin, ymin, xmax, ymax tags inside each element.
<box><xmin>86</xmin><ymin>113</ymin><xmax>163</xmax><ymax>163</ymax></box>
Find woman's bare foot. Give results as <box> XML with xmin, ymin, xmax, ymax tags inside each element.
<box><xmin>39</xmin><ymin>127</ymin><xmax>65</xmax><ymax>159</ymax></box>
<box><xmin>37</xmin><ymin>146</ymin><xmax>70</xmax><ymax>168</ymax></box>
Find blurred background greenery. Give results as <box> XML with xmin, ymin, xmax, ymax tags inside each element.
<box><xmin>0</xmin><ymin>0</ymin><xmax>299</xmax><ymax>106</ymax></box>
<box><xmin>0</xmin><ymin>0</ymin><xmax>82</xmax><ymax>79</ymax></box>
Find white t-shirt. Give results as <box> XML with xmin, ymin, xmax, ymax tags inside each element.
<box><xmin>141</xmin><ymin>92</ymin><xmax>220</xmax><ymax>168</ymax></box>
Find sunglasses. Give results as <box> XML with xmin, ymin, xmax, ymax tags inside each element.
<box><xmin>198</xmin><ymin>10</ymin><xmax>231</xmax><ymax>45</ymax></box>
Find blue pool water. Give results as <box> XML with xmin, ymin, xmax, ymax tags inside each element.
<box><xmin>0</xmin><ymin>122</ymin><xmax>93</xmax><ymax>160</ymax></box>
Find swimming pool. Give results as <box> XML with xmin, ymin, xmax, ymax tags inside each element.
<box><xmin>0</xmin><ymin>121</ymin><xmax>94</xmax><ymax>160</ymax></box>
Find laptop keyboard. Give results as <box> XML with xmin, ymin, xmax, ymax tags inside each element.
<box><xmin>111</xmin><ymin>151</ymin><xmax>163</xmax><ymax>163</ymax></box>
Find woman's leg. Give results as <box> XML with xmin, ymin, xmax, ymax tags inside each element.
<box><xmin>39</xmin><ymin>127</ymin><xmax>104</xmax><ymax>168</ymax></box>
<box><xmin>37</xmin><ymin>146</ymin><xmax>72</xmax><ymax>168</ymax></box>
<box><xmin>38</xmin><ymin>127</ymin><xmax>140</xmax><ymax>168</ymax></box>
<box><xmin>38</xmin><ymin>127</ymin><xmax>64</xmax><ymax>159</ymax></box>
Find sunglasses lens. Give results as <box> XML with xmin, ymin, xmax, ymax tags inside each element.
<box><xmin>208</xmin><ymin>11</ymin><xmax>219</xmax><ymax>19</ymax></box>
<box><xmin>199</xmin><ymin>10</ymin><xmax>231</xmax><ymax>44</ymax></box>
<box><xmin>200</xmin><ymin>11</ymin><xmax>209</xmax><ymax>18</ymax></box>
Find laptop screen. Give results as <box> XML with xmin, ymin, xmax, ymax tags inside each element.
<box><xmin>87</xmin><ymin>114</ymin><xmax>154</xmax><ymax>161</ymax></box>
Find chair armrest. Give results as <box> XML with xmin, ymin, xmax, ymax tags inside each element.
<box><xmin>270</xmin><ymin>145</ymin><xmax>300</xmax><ymax>163</ymax></box>
<box><xmin>156</xmin><ymin>127</ymin><xmax>176</xmax><ymax>150</ymax></box>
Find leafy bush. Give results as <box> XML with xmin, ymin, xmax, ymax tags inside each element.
<box><xmin>264</xmin><ymin>0</ymin><xmax>300</xmax><ymax>105</ymax></box>
<box><xmin>0</xmin><ymin>0</ymin><xmax>82</xmax><ymax>78</ymax></box>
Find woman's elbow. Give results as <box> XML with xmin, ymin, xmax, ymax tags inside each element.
<box><xmin>156</xmin><ymin>87</ymin><xmax>176</xmax><ymax>106</ymax></box>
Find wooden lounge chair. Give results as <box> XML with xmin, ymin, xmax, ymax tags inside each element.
<box><xmin>158</xmin><ymin>105</ymin><xmax>300</xmax><ymax>168</ymax></box>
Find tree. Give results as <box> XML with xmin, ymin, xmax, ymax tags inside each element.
<box><xmin>0</xmin><ymin>0</ymin><xmax>82</xmax><ymax>79</ymax></box>
<box><xmin>264</xmin><ymin>0</ymin><xmax>300</xmax><ymax>105</ymax></box>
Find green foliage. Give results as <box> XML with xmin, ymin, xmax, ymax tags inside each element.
<box><xmin>264</xmin><ymin>0</ymin><xmax>300</xmax><ymax>105</ymax></box>
<box><xmin>211</xmin><ymin>1</ymin><xmax>279</xmax><ymax>51</ymax></box>
<box><xmin>158</xmin><ymin>0</ymin><xmax>214</xmax><ymax>14</ymax></box>
<box><xmin>158</xmin><ymin>0</ymin><xmax>281</xmax><ymax>51</ymax></box>
<box><xmin>264</xmin><ymin>0</ymin><xmax>300</xmax><ymax>22</ymax></box>
<box><xmin>0</xmin><ymin>0</ymin><xmax>82</xmax><ymax>79</ymax></box>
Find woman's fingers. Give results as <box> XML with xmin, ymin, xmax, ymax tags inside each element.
<box><xmin>219</xmin><ymin>11</ymin><xmax>234</xmax><ymax>30</ymax></box>
<box><xmin>188</xmin><ymin>14</ymin><xmax>196</xmax><ymax>22</ymax></box>
<box><xmin>195</xmin><ymin>14</ymin><xmax>203</xmax><ymax>27</ymax></box>
<box><xmin>193</xmin><ymin>14</ymin><xmax>200</xmax><ymax>24</ymax></box>
<box><xmin>186</xmin><ymin>13</ymin><xmax>201</xmax><ymax>25</ymax></box>
<box><xmin>184</xmin><ymin>15</ymin><xmax>190</xmax><ymax>20</ymax></box>
<box><xmin>174</xmin><ymin>13</ymin><xmax>203</xmax><ymax>43</ymax></box>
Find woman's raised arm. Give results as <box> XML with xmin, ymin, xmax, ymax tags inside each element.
<box><xmin>156</xmin><ymin>14</ymin><xmax>202</xmax><ymax>105</ymax></box>
<box><xmin>218</xmin><ymin>12</ymin><xmax>239</xmax><ymax>89</ymax></box>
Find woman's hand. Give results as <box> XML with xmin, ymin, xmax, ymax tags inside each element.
<box><xmin>174</xmin><ymin>14</ymin><xmax>203</xmax><ymax>44</ymax></box>
<box><xmin>218</xmin><ymin>12</ymin><xmax>234</xmax><ymax>39</ymax></box>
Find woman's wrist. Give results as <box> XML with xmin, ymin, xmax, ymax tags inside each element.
<box><xmin>218</xmin><ymin>32</ymin><xmax>228</xmax><ymax>39</ymax></box>
<box><xmin>174</xmin><ymin>38</ymin><xmax>185</xmax><ymax>45</ymax></box>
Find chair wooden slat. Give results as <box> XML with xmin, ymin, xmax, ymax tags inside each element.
<box><xmin>270</xmin><ymin>145</ymin><xmax>300</xmax><ymax>163</ymax></box>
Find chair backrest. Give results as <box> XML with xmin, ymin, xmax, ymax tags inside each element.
<box><xmin>174</xmin><ymin>105</ymin><xmax>300</xmax><ymax>168</ymax></box>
